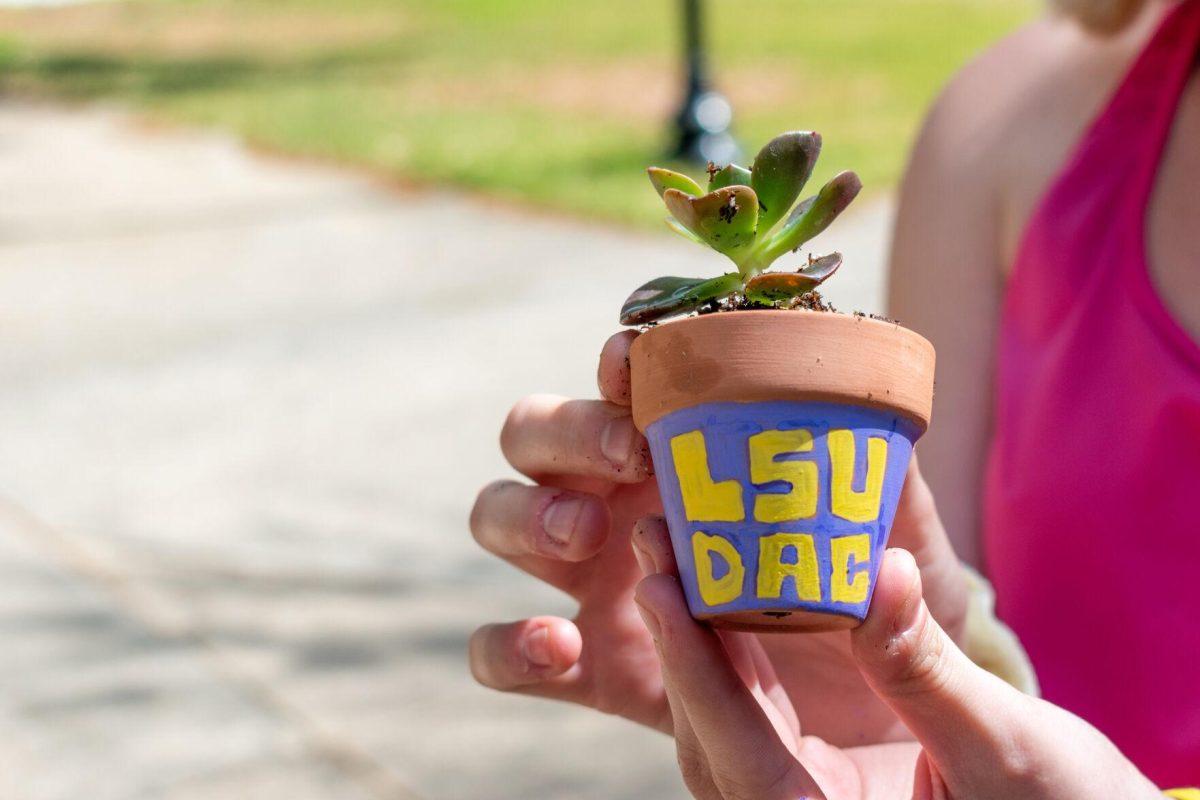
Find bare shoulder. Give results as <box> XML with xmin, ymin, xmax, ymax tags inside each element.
<box><xmin>886</xmin><ymin>11</ymin><xmax>1160</xmax><ymax>563</ymax></box>
<box><xmin>919</xmin><ymin>12</ymin><xmax>1147</xmax><ymax>177</ymax></box>
<box><xmin>908</xmin><ymin>8</ymin><xmax>1160</xmax><ymax>266</ymax></box>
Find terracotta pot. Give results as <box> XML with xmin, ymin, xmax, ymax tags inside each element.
<box><xmin>630</xmin><ymin>310</ymin><xmax>935</xmax><ymax>632</ymax></box>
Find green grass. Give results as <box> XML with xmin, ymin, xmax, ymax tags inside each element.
<box><xmin>0</xmin><ymin>0</ymin><xmax>1035</xmax><ymax>226</ymax></box>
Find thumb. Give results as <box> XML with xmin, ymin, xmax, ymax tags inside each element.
<box><xmin>886</xmin><ymin>456</ymin><xmax>968</xmax><ymax>641</ymax></box>
<box><xmin>851</xmin><ymin>549</ymin><xmax>1037</xmax><ymax>786</ymax></box>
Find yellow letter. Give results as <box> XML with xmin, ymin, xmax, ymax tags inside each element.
<box><xmin>671</xmin><ymin>430</ymin><xmax>744</xmax><ymax>522</ymax></box>
<box><xmin>756</xmin><ymin>533</ymin><xmax>821</xmax><ymax>601</ymax></box>
<box><xmin>830</xmin><ymin>534</ymin><xmax>871</xmax><ymax>603</ymax></box>
<box><xmin>749</xmin><ymin>429</ymin><xmax>818</xmax><ymax>523</ymax></box>
<box><xmin>692</xmin><ymin>532</ymin><xmax>744</xmax><ymax>605</ymax></box>
<box><xmin>829</xmin><ymin>430</ymin><xmax>888</xmax><ymax>523</ymax></box>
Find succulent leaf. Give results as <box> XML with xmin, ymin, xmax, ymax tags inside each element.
<box><xmin>648</xmin><ymin>167</ymin><xmax>703</xmax><ymax>199</ymax></box>
<box><xmin>797</xmin><ymin>251</ymin><xmax>843</xmax><ymax>283</ymax></box>
<box><xmin>743</xmin><ymin>253</ymin><xmax>842</xmax><ymax>303</ymax></box>
<box><xmin>759</xmin><ymin>171</ymin><xmax>861</xmax><ymax>265</ymax></box>
<box><xmin>628</xmin><ymin>132</ymin><xmax>858</xmax><ymax>327</ymax></box>
<box><xmin>663</xmin><ymin>186</ymin><xmax>759</xmax><ymax>258</ymax></box>
<box><xmin>619</xmin><ymin>273</ymin><xmax>742</xmax><ymax>326</ymax></box>
<box><xmin>751</xmin><ymin>131</ymin><xmax>822</xmax><ymax>234</ymax></box>
<box><xmin>708</xmin><ymin>163</ymin><xmax>752</xmax><ymax>192</ymax></box>
<box><xmin>665</xmin><ymin>216</ymin><xmax>704</xmax><ymax>244</ymax></box>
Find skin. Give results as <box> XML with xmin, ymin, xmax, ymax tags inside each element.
<box><xmin>469</xmin><ymin>331</ymin><xmax>968</xmax><ymax>745</ymax></box>
<box><xmin>634</xmin><ymin>545</ymin><xmax>1161</xmax><ymax>800</ymax></box>
<box><xmin>471</xmin><ymin>333</ymin><xmax>1164</xmax><ymax>797</ymax></box>
<box><xmin>470</xmin><ymin>1</ymin><xmax>1197</xmax><ymax>791</ymax></box>
<box><xmin>891</xmin><ymin>0</ymin><xmax>1200</xmax><ymax>564</ymax></box>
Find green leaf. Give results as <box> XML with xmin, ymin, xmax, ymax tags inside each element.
<box><xmin>744</xmin><ymin>253</ymin><xmax>842</xmax><ymax>303</ymax></box>
<box><xmin>758</xmin><ymin>171</ymin><xmax>861</xmax><ymax>267</ymax></box>
<box><xmin>751</xmin><ymin>132</ymin><xmax>822</xmax><ymax>234</ymax></box>
<box><xmin>708</xmin><ymin>163</ymin><xmax>752</xmax><ymax>192</ymax></box>
<box><xmin>663</xmin><ymin>186</ymin><xmax>759</xmax><ymax>258</ymax></box>
<box><xmin>647</xmin><ymin>167</ymin><xmax>703</xmax><ymax>199</ymax></box>
<box><xmin>619</xmin><ymin>273</ymin><xmax>742</xmax><ymax>326</ymax></box>
<box><xmin>664</xmin><ymin>216</ymin><xmax>704</xmax><ymax>244</ymax></box>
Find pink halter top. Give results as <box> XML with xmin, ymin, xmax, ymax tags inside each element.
<box><xmin>984</xmin><ymin>1</ymin><xmax>1200</xmax><ymax>785</ymax></box>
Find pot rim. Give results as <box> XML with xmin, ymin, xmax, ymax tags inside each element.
<box><xmin>629</xmin><ymin>309</ymin><xmax>935</xmax><ymax>432</ymax></box>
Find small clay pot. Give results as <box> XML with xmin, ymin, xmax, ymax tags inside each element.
<box><xmin>630</xmin><ymin>309</ymin><xmax>935</xmax><ymax>632</ymax></box>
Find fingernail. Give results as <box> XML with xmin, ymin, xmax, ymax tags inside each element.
<box><xmin>601</xmin><ymin>416</ymin><xmax>636</xmax><ymax>468</ymax></box>
<box><xmin>635</xmin><ymin>598</ymin><xmax>662</xmax><ymax>641</ymax></box>
<box><xmin>631</xmin><ymin>532</ymin><xmax>657</xmax><ymax>576</ymax></box>
<box><xmin>521</xmin><ymin>627</ymin><xmax>553</xmax><ymax>668</ymax></box>
<box><xmin>541</xmin><ymin>496</ymin><xmax>583</xmax><ymax>546</ymax></box>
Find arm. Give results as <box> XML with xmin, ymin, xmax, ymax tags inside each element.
<box><xmin>886</xmin><ymin>56</ymin><xmax>1011</xmax><ymax>569</ymax></box>
<box><xmin>886</xmin><ymin>13</ymin><xmax>1149</xmax><ymax>568</ymax></box>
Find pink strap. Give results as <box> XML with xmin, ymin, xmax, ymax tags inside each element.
<box><xmin>1044</xmin><ymin>0</ymin><xmax>1200</xmax><ymax>206</ymax></box>
<box><xmin>1120</xmin><ymin>0</ymin><xmax>1200</xmax><ymax>367</ymax></box>
<box><xmin>1122</xmin><ymin>0</ymin><xmax>1200</xmax><ymax>223</ymax></box>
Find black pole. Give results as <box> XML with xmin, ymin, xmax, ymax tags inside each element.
<box><xmin>671</xmin><ymin>0</ymin><xmax>738</xmax><ymax>165</ymax></box>
<box><xmin>683</xmin><ymin>0</ymin><xmax>705</xmax><ymax>97</ymax></box>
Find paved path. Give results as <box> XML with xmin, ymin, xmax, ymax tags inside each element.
<box><xmin>0</xmin><ymin>101</ymin><xmax>893</xmax><ymax>800</ymax></box>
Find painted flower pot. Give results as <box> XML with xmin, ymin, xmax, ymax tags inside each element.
<box><xmin>630</xmin><ymin>310</ymin><xmax>935</xmax><ymax>632</ymax></box>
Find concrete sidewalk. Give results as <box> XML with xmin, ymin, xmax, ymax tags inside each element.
<box><xmin>0</xmin><ymin>101</ymin><xmax>893</xmax><ymax>800</ymax></box>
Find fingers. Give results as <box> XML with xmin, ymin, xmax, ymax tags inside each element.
<box><xmin>630</xmin><ymin>515</ymin><xmax>677</xmax><ymax>577</ymax></box>
<box><xmin>658</xmin><ymin>632</ymin><xmax>721</xmax><ymax>799</ymax></box>
<box><xmin>850</xmin><ymin>549</ymin><xmax>1033</xmax><ymax>784</ymax></box>
<box><xmin>631</xmin><ymin>517</ymin><xmax>798</xmax><ymax>746</ymax></box>
<box><xmin>889</xmin><ymin>455</ymin><xmax>969</xmax><ymax>640</ymax></box>
<box><xmin>597</xmin><ymin>330</ymin><xmax>637</xmax><ymax>406</ymax></box>
<box><xmin>501</xmin><ymin>394</ymin><xmax>651</xmax><ymax>482</ymax></box>
<box><xmin>734</xmin><ymin>632</ymin><xmax>800</xmax><ymax>745</ymax></box>
<box><xmin>852</xmin><ymin>550</ymin><xmax>1161</xmax><ymax>799</ymax></box>
<box><xmin>471</xmin><ymin>480</ymin><xmax>610</xmax><ymax>563</ymax></box>
<box><xmin>630</xmin><ymin>516</ymin><xmax>721</xmax><ymax>797</ymax></box>
<box><xmin>635</xmin><ymin>574</ymin><xmax>822</xmax><ymax>800</ymax></box>
<box><xmin>469</xmin><ymin>616</ymin><xmax>582</xmax><ymax>692</ymax></box>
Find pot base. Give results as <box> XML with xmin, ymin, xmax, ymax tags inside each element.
<box><xmin>699</xmin><ymin>608</ymin><xmax>860</xmax><ymax>634</ymax></box>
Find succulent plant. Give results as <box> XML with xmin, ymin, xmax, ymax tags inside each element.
<box><xmin>620</xmin><ymin>131</ymin><xmax>861</xmax><ymax>326</ymax></box>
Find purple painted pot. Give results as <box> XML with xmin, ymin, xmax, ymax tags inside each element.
<box><xmin>629</xmin><ymin>310</ymin><xmax>935</xmax><ymax>632</ymax></box>
<box><xmin>645</xmin><ymin>400</ymin><xmax>919</xmax><ymax>631</ymax></box>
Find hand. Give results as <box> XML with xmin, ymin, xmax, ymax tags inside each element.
<box><xmin>469</xmin><ymin>330</ymin><xmax>970</xmax><ymax>744</ymax></box>
<box><xmin>635</xmin><ymin>542</ymin><xmax>1163</xmax><ymax>800</ymax></box>
<box><xmin>753</xmin><ymin>453</ymin><xmax>969</xmax><ymax>746</ymax></box>
<box><xmin>469</xmin><ymin>330</ymin><xmax>671</xmax><ymax>730</ymax></box>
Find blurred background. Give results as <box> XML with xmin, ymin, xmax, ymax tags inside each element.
<box><xmin>0</xmin><ymin>1</ymin><xmax>1032</xmax><ymax>798</ymax></box>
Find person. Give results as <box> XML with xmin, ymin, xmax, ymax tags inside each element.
<box><xmin>890</xmin><ymin>0</ymin><xmax>1199</xmax><ymax>786</ymax></box>
<box><xmin>468</xmin><ymin>0</ymin><xmax>1200</xmax><ymax>794</ymax></box>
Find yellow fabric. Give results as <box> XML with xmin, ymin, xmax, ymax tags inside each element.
<box><xmin>1164</xmin><ymin>790</ymin><xmax>1200</xmax><ymax>800</ymax></box>
<box><xmin>960</xmin><ymin>566</ymin><xmax>1040</xmax><ymax>696</ymax></box>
